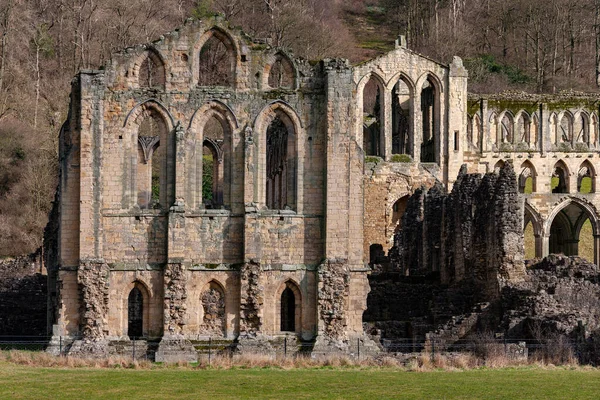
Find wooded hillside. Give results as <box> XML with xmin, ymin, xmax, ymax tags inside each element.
<box><xmin>1</xmin><ymin>0</ymin><xmax>600</xmax><ymax>256</ymax></box>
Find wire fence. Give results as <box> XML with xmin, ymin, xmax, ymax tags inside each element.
<box><xmin>0</xmin><ymin>335</ymin><xmax>593</xmax><ymax>365</ymax></box>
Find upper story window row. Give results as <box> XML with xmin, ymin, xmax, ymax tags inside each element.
<box><xmin>128</xmin><ymin>28</ymin><xmax>297</xmax><ymax>91</ymax></box>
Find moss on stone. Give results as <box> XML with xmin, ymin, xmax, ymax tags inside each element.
<box><xmin>390</xmin><ymin>154</ymin><xmax>412</xmax><ymax>163</ymax></box>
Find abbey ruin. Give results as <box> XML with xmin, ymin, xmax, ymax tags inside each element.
<box><xmin>43</xmin><ymin>16</ymin><xmax>600</xmax><ymax>360</ymax></box>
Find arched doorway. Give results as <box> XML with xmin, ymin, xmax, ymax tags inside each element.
<box><xmin>548</xmin><ymin>201</ymin><xmax>596</xmax><ymax>261</ymax></box>
<box><xmin>128</xmin><ymin>287</ymin><xmax>144</xmax><ymax>339</ymax></box>
<box><xmin>280</xmin><ymin>287</ymin><xmax>295</xmax><ymax>332</ymax></box>
<box><xmin>279</xmin><ymin>281</ymin><xmax>301</xmax><ymax>333</ymax></box>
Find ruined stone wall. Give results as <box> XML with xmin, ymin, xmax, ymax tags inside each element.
<box><xmin>391</xmin><ymin>164</ymin><xmax>525</xmax><ymax>297</ymax></box>
<box><xmin>0</xmin><ymin>256</ymin><xmax>47</xmax><ymax>336</ymax></box>
<box><xmin>363</xmin><ymin>162</ymin><xmax>438</xmax><ymax>258</ymax></box>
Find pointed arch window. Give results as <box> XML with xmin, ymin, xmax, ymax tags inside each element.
<box><xmin>363</xmin><ymin>76</ymin><xmax>383</xmax><ymax>156</ymax></box>
<box><xmin>552</xmin><ymin>162</ymin><xmax>569</xmax><ymax>194</ymax></box>
<box><xmin>138</xmin><ymin>51</ymin><xmax>165</xmax><ymax>89</ymax></box>
<box><xmin>137</xmin><ymin>114</ymin><xmax>165</xmax><ymax>209</ymax></box>
<box><xmin>266</xmin><ymin>115</ymin><xmax>296</xmax><ymax>210</ymax></box>
<box><xmin>128</xmin><ymin>287</ymin><xmax>143</xmax><ymax>339</ymax></box>
<box><xmin>268</xmin><ymin>54</ymin><xmax>295</xmax><ymax>89</ymax></box>
<box><xmin>420</xmin><ymin>78</ymin><xmax>438</xmax><ymax>162</ymax></box>
<box><xmin>198</xmin><ymin>30</ymin><xmax>236</xmax><ymax>87</ymax></box>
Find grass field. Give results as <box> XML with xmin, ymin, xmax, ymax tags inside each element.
<box><xmin>2</xmin><ymin>362</ymin><xmax>600</xmax><ymax>399</ymax></box>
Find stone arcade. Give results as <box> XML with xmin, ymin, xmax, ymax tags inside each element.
<box><xmin>46</xmin><ymin>16</ymin><xmax>600</xmax><ymax>359</ymax></box>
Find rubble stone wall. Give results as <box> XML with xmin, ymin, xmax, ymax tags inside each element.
<box><xmin>391</xmin><ymin>164</ymin><xmax>525</xmax><ymax>296</ymax></box>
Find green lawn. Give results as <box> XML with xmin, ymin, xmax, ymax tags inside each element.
<box><xmin>2</xmin><ymin>363</ymin><xmax>600</xmax><ymax>399</ymax></box>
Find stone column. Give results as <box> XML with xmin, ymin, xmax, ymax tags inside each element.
<box><xmin>534</xmin><ymin>234</ymin><xmax>544</xmax><ymax>258</ymax></box>
<box><xmin>541</xmin><ymin>234</ymin><xmax>550</xmax><ymax>257</ymax></box>
<box><xmin>594</xmin><ymin>234</ymin><xmax>600</xmax><ymax>265</ymax></box>
<box><xmin>173</xmin><ymin>122</ymin><xmax>186</xmax><ymax>208</ymax></box>
<box><xmin>78</xmin><ymin>71</ymin><xmax>105</xmax><ymax>261</ymax></box>
<box><xmin>541</xmin><ymin>103</ymin><xmax>550</xmax><ymax>153</ymax></box>
<box><xmin>412</xmin><ymin>89</ymin><xmax>422</xmax><ymax>162</ymax></box>
<box><xmin>482</xmin><ymin>99</ymin><xmax>490</xmax><ymax>153</ymax></box>
<box><xmin>383</xmin><ymin>86</ymin><xmax>392</xmax><ymax>160</ymax></box>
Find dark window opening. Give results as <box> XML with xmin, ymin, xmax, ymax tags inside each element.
<box><xmin>420</xmin><ymin>79</ymin><xmax>436</xmax><ymax>162</ymax></box>
<box><xmin>266</xmin><ymin>116</ymin><xmax>289</xmax><ymax>209</ymax></box>
<box><xmin>128</xmin><ymin>287</ymin><xmax>143</xmax><ymax>339</ymax></box>
<box><xmin>280</xmin><ymin>287</ymin><xmax>295</xmax><ymax>332</ymax></box>
<box><xmin>363</xmin><ymin>77</ymin><xmax>382</xmax><ymax>156</ymax></box>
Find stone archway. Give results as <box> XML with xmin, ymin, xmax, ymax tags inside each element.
<box><xmin>545</xmin><ymin>198</ymin><xmax>599</xmax><ymax>264</ymax></box>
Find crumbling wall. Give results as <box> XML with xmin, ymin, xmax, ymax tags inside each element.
<box><xmin>199</xmin><ymin>287</ymin><xmax>226</xmax><ymax>336</ymax></box>
<box><xmin>78</xmin><ymin>261</ymin><xmax>109</xmax><ymax>339</ymax></box>
<box><xmin>163</xmin><ymin>263</ymin><xmax>187</xmax><ymax>336</ymax></box>
<box><xmin>318</xmin><ymin>259</ymin><xmax>350</xmax><ymax>344</ymax></box>
<box><xmin>239</xmin><ymin>261</ymin><xmax>264</xmax><ymax>337</ymax></box>
<box><xmin>391</xmin><ymin>163</ymin><xmax>525</xmax><ymax>297</ymax></box>
<box><xmin>0</xmin><ymin>255</ymin><xmax>47</xmax><ymax>336</ymax></box>
<box><xmin>503</xmin><ymin>255</ymin><xmax>600</xmax><ymax>338</ymax></box>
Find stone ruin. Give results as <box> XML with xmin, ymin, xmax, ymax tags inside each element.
<box><xmin>0</xmin><ymin>15</ymin><xmax>594</xmax><ymax>362</ymax></box>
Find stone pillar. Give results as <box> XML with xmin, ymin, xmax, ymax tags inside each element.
<box><xmin>412</xmin><ymin>87</ymin><xmax>422</xmax><ymax>162</ymax></box>
<box><xmin>594</xmin><ymin>234</ymin><xmax>600</xmax><ymax>265</ymax></box>
<box><xmin>383</xmin><ymin>86</ymin><xmax>392</xmax><ymax>160</ymax></box>
<box><xmin>156</xmin><ymin>261</ymin><xmax>197</xmax><ymax>362</ymax></box>
<box><xmin>173</xmin><ymin>122</ymin><xmax>186</xmax><ymax>208</ymax></box>
<box><xmin>481</xmin><ymin>99</ymin><xmax>490</xmax><ymax>152</ymax></box>
<box><xmin>447</xmin><ymin>56</ymin><xmax>469</xmax><ymax>187</ymax></box>
<box><xmin>541</xmin><ymin>234</ymin><xmax>550</xmax><ymax>257</ymax></box>
<box><xmin>534</xmin><ymin>234</ymin><xmax>544</xmax><ymax>258</ymax></box>
<box><xmin>78</xmin><ymin>71</ymin><xmax>105</xmax><ymax>261</ymax></box>
<box><xmin>541</xmin><ymin>103</ymin><xmax>550</xmax><ymax>153</ymax></box>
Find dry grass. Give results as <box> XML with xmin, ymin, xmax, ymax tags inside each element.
<box><xmin>0</xmin><ymin>349</ymin><xmax>586</xmax><ymax>372</ymax></box>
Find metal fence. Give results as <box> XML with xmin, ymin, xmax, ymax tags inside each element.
<box><xmin>0</xmin><ymin>335</ymin><xmax>591</xmax><ymax>365</ymax></box>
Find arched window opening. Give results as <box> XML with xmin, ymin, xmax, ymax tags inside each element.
<box><xmin>467</xmin><ymin>115</ymin><xmax>473</xmax><ymax>146</ymax></box>
<box><xmin>490</xmin><ymin>113</ymin><xmax>499</xmax><ymax>145</ymax></box>
<box><xmin>128</xmin><ymin>287</ymin><xmax>143</xmax><ymax>339</ymax></box>
<box><xmin>576</xmin><ymin>113</ymin><xmax>590</xmax><ymax>144</ymax></box>
<box><xmin>494</xmin><ymin>160</ymin><xmax>505</xmax><ymax>174</ymax></box>
<box><xmin>139</xmin><ymin>52</ymin><xmax>165</xmax><ymax>88</ymax></box>
<box><xmin>552</xmin><ymin>162</ymin><xmax>569</xmax><ymax>194</ymax></box>
<box><xmin>531</xmin><ymin>114</ymin><xmax>539</xmax><ymax>148</ymax></box>
<box><xmin>420</xmin><ymin>78</ymin><xmax>437</xmax><ymax>162</ymax></box>
<box><xmin>500</xmin><ymin>112</ymin><xmax>514</xmax><ymax>143</ymax></box>
<box><xmin>550</xmin><ymin>113</ymin><xmax>558</xmax><ymax>144</ymax></box>
<box><xmin>369</xmin><ymin>243</ymin><xmax>385</xmax><ymax>264</ymax></box>
<box><xmin>280</xmin><ymin>286</ymin><xmax>296</xmax><ymax>332</ymax></box>
<box><xmin>519</xmin><ymin>163</ymin><xmax>535</xmax><ymax>194</ymax></box>
<box><xmin>592</xmin><ymin>114</ymin><xmax>599</xmax><ymax>146</ymax></box>
<box><xmin>201</xmin><ymin>115</ymin><xmax>225</xmax><ymax>208</ymax></box>
<box><xmin>473</xmin><ymin>114</ymin><xmax>482</xmax><ymax>148</ymax></box>
<box><xmin>549</xmin><ymin>203</ymin><xmax>595</xmax><ymax>261</ymax></box>
<box><xmin>578</xmin><ymin>163</ymin><xmax>594</xmax><ymax>193</ymax></box>
<box><xmin>392</xmin><ymin>79</ymin><xmax>411</xmax><ymax>155</ymax></box>
<box><xmin>268</xmin><ymin>55</ymin><xmax>294</xmax><ymax>89</ymax></box>
<box><xmin>391</xmin><ymin>196</ymin><xmax>409</xmax><ymax>233</ymax></box>
<box><xmin>517</xmin><ymin>113</ymin><xmax>530</xmax><ymax>144</ymax></box>
<box><xmin>524</xmin><ymin>221</ymin><xmax>535</xmax><ymax>260</ymax></box>
<box><xmin>200</xmin><ymin>281</ymin><xmax>226</xmax><ymax>336</ymax></box>
<box><xmin>363</xmin><ymin>77</ymin><xmax>383</xmax><ymax>156</ymax></box>
<box><xmin>266</xmin><ymin>116</ymin><xmax>294</xmax><ymax>210</ymax></box>
<box><xmin>559</xmin><ymin>113</ymin><xmax>573</xmax><ymax>143</ymax></box>
<box><xmin>198</xmin><ymin>33</ymin><xmax>235</xmax><ymax>87</ymax></box>
<box><xmin>137</xmin><ymin>115</ymin><xmax>164</xmax><ymax>209</ymax></box>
